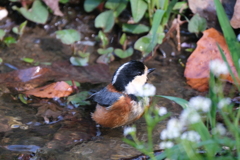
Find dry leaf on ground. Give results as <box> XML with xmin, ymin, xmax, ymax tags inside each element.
<box><xmin>184</xmin><ymin>28</ymin><xmax>238</xmax><ymax>91</ymax></box>
<box><xmin>24</xmin><ymin>81</ymin><xmax>73</xmax><ymax>98</ymax></box>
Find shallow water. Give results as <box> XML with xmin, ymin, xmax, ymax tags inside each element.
<box><xmin>0</xmin><ymin>4</ymin><xmax>201</xmax><ymax>160</ymax></box>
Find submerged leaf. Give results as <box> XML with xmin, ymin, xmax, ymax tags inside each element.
<box><xmin>24</xmin><ymin>81</ymin><xmax>73</xmax><ymax>98</ymax></box>
<box><xmin>67</xmin><ymin>91</ymin><xmax>90</xmax><ymax>107</ymax></box>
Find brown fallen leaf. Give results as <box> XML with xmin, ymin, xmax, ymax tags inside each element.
<box><xmin>36</xmin><ymin>103</ymin><xmax>63</xmax><ymax>123</ymax></box>
<box><xmin>0</xmin><ymin>61</ymin><xmax>111</xmax><ymax>92</ymax></box>
<box><xmin>184</xmin><ymin>28</ymin><xmax>238</xmax><ymax>91</ymax></box>
<box><xmin>24</xmin><ymin>81</ymin><xmax>73</xmax><ymax>98</ymax></box>
<box><xmin>43</xmin><ymin>0</ymin><xmax>63</xmax><ymax>16</ymax></box>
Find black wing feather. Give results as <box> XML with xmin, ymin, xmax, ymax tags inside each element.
<box><xmin>88</xmin><ymin>87</ymin><xmax>123</xmax><ymax>107</ymax></box>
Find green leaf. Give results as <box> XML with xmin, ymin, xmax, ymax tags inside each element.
<box><xmin>134</xmin><ymin>34</ymin><xmax>152</xmax><ymax>53</ymax></box>
<box><xmin>122</xmin><ymin>24</ymin><xmax>149</xmax><ymax>34</ymax></box>
<box><xmin>78</xmin><ymin>51</ymin><xmax>90</xmax><ymax>58</ymax></box>
<box><xmin>114</xmin><ymin>48</ymin><xmax>133</xmax><ymax>58</ymax></box>
<box><xmin>188</xmin><ymin>14</ymin><xmax>207</xmax><ymax>34</ymax></box>
<box><xmin>19</xmin><ymin>21</ymin><xmax>27</xmax><ymax>35</ymax></box>
<box><xmin>173</xmin><ymin>1</ymin><xmax>188</xmax><ymax>10</ymax></box>
<box><xmin>70</xmin><ymin>56</ymin><xmax>89</xmax><ymax>66</ymax></box>
<box><xmin>0</xmin><ymin>58</ymin><xmax>3</xmax><ymax>65</ymax></box>
<box><xmin>65</xmin><ymin>80</ymin><xmax>80</xmax><ymax>87</ymax></box>
<box><xmin>59</xmin><ymin>0</ymin><xmax>69</xmax><ymax>4</ymax></box>
<box><xmin>84</xmin><ymin>0</ymin><xmax>102</xmax><ymax>12</ymax></box>
<box><xmin>157</xmin><ymin>25</ymin><xmax>165</xmax><ymax>44</ymax></box>
<box><xmin>56</xmin><ymin>29</ymin><xmax>81</xmax><ymax>45</ymax></box>
<box><xmin>3</xmin><ymin>36</ymin><xmax>17</xmax><ymax>46</ymax></box>
<box><xmin>162</xmin><ymin>0</ymin><xmax>177</xmax><ymax>26</ymax></box>
<box><xmin>119</xmin><ymin>33</ymin><xmax>127</xmax><ymax>46</ymax></box>
<box><xmin>0</xmin><ymin>29</ymin><xmax>6</xmax><ymax>40</ymax></box>
<box><xmin>98</xmin><ymin>30</ymin><xmax>109</xmax><ymax>48</ymax></box>
<box><xmin>67</xmin><ymin>91</ymin><xmax>90</xmax><ymax>107</ymax></box>
<box><xmin>12</xmin><ymin>0</ymin><xmax>49</xmax><ymax>24</ymax></box>
<box><xmin>130</xmin><ymin>0</ymin><xmax>147</xmax><ymax>23</ymax></box>
<box><xmin>95</xmin><ymin>10</ymin><xmax>114</xmax><ymax>32</ymax></box>
<box><xmin>134</xmin><ymin>9</ymin><xmax>165</xmax><ymax>55</ymax></box>
<box><xmin>214</xmin><ymin>0</ymin><xmax>240</xmax><ymax>75</ymax></box>
<box><xmin>155</xmin><ymin>95</ymin><xmax>189</xmax><ymax>109</ymax></box>
<box><xmin>97</xmin><ymin>47</ymin><xmax>113</xmax><ymax>55</ymax></box>
<box><xmin>21</xmin><ymin>57</ymin><xmax>34</xmax><ymax>63</ymax></box>
<box><xmin>12</xmin><ymin>27</ymin><xmax>19</xmax><ymax>35</ymax></box>
<box><xmin>105</xmin><ymin>0</ymin><xmax>128</xmax><ymax>17</ymax></box>
<box><xmin>18</xmin><ymin>94</ymin><xmax>28</xmax><ymax>104</ymax></box>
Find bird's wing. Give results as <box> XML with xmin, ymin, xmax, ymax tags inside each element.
<box><xmin>88</xmin><ymin>87</ymin><xmax>123</xmax><ymax>107</ymax></box>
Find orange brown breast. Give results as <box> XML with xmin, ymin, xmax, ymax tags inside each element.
<box><xmin>91</xmin><ymin>95</ymin><xmax>133</xmax><ymax>128</ymax></box>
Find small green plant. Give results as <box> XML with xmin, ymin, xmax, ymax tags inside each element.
<box><xmin>67</xmin><ymin>91</ymin><xmax>90</xmax><ymax>107</ymax></box>
<box><xmin>12</xmin><ymin>21</ymin><xmax>28</xmax><ymax>38</ymax></box>
<box><xmin>55</xmin><ymin>29</ymin><xmax>90</xmax><ymax>66</ymax></box>
<box><xmin>84</xmin><ymin>0</ymin><xmax>181</xmax><ymax>60</ymax></box>
<box><xmin>12</xmin><ymin>0</ymin><xmax>49</xmax><ymax>24</ymax></box>
<box><xmin>188</xmin><ymin>14</ymin><xmax>207</xmax><ymax>35</ymax></box>
<box><xmin>0</xmin><ymin>29</ymin><xmax>17</xmax><ymax>46</ymax></box>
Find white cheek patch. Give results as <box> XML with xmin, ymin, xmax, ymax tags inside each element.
<box><xmin>125</xmin><ymin>67</ymin><xmax>148</xmax><ymax>95</ymax></box>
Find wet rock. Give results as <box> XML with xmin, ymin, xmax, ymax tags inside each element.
<box><xmin>188</xmin><ymin>0</ymin><xmax>236</xmax><ymax>29</ymax></box>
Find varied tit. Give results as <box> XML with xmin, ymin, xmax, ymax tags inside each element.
<box><xmin>88</xmin><ymin>60</ymin><xmax>155</xmax><ymax>128</ymax></box>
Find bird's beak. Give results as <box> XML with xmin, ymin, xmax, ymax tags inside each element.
<box><xmin>148</xmin><ymin>68</ymin><xmax>155</xmax><ymax>74</ymax></box>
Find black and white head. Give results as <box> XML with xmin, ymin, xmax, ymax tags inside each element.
<box><xmin>111</xmin><ymin>60</ymin><xmax>155</xmax><ymax>94</ymax></box>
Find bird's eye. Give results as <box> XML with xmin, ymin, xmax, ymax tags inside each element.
<box><xmin>137</xmin><ymin>71</ymin><xmax>143</xmax><ymax>75</ymax></box>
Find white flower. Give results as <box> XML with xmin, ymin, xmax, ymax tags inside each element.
<box><xmin>159</xmin><ymin>141</ymin><xmax>174</xmax><ymax>149</ymax></box>
<box><xmin>209</xmin><ymin>59</ymin><xmax>229</xmax><ymax>77</ymax></box>
<box><xmin>158</xmin><ymin>107</ymin><xmax>167</xmax><ymax>116</ymax></box>
<box><xmin>188</xmin><ymin>96</ymin><xmax>211</xmax><ymax>112</ymax></box>
<box><xmin>160</xmin><ymin>129</ymin><xmax>168</xmax><ymax>140</ymax></box>
<box><xmin>238</xmin><ymin>34</ymin><xmax>240</xmax><ymax>42</ymax></box>
<box><xmin>123</xmin><ymin>126</ymin><xmax>136</xmax><ymax>136</ymax></box>
<box><xmin>135</xmin><ymin>83</ymin><xmax>156</xmax><ymax>97</ymax></box>
<box><xmin>181</xmin><ymin>131</ymin><xmax>201</xmax><ymax>142</ymax></box>
<box><xmin>212</xmin><ymin>123</ymin><xmax>226</xmax><ymax>135</ymax></box>
<box><xmin>218</xmin><ymin>98</ymin><xmax>231</xmax><ymax>109</ymax></box>
<box><xmin>180</xmin><ymin>108</ymin><xmax>201</xmax><ymax>124</ymax></box>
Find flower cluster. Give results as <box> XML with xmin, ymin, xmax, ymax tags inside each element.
<box><xmin>158</xmin><ymin>107</ymin><xmax>167</xmax><ymax>116</ymax></box>
<box><xmin>135</xmin><ymin>83</ymin><xmax>156</xmax><ymax>97</ymax></box>
<box><xmin>159</xmin><ymin>96</ymin><xmax>212</xmax><ymax>149</ymax></box>
<box><xmin>123</xmin><ymin>126</ymin><xmax>136</xmax><ymax>136</ymax></box>
<box><xmin>218</xmin><ymin>98</ymin><xmax>231</xmax><ymax>109</ymax></box>
<box><xmin>188</xmin><ymin>96</ymin><xmax>211</xmax><ymax>112</ymax></box>
<box><xmin>209</xmin><ymin>59</ymin><xmax>229</xmax><ymax>77</ymax></box>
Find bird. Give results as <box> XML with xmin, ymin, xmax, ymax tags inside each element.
<box><xmin>88</xmin><ymin>60</ymin><xmax>155</xmax><ymax>128</ymax></box>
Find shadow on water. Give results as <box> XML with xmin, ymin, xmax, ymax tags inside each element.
<box><xmin>0</xmin><ymin>4</ymin><xmax>201</xmax><ymax>160</ymax></box>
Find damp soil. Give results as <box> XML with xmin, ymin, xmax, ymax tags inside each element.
<box><xmin>0</xmin><ymin>3</ymin><xmax>202</xmax><ymax>160</ymax></box>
